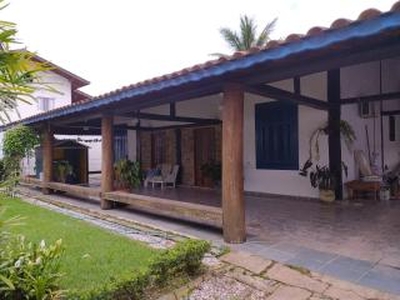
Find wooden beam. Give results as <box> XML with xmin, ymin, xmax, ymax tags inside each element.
<box><xmin>246</xmin><ymin>84</ymin><xmax>330</xmax><ymax>110</ymax></box>
<box><xmin>110</xmin><ymin>82</ymin><xmax>223</xmax><ymax>116</ymax></box>
<box><xmin>294</xmin><ymin>77</ymin><xmax>301</xmax><ymax>95</ymax></box>
<box><xmin>327</xmin><ymin>69</ymin><xmax>343</xmax><ymax>200</ymax></box>
<box><xmin>101</xmin><ymin>114</ymin><xmax>114</xmax><ymax>209</ymax></box>
<box><xmin>149</xmin><ymin>120</ymin><xmax>221</xmax><ymax>131</ymax></box>
<box><xmin>240</xmin><ymin>41</ymin><xmax>400</xmax><ymax>85</ymax></box>
<box><xmin>222</xmin><ymin>83</ymin><xmax>246</xmax><ymax>243</ymax></box>
<box><xmin>170</xmin><ymin>103</ymin><xmax>176</xmax><ymax>117</ymax></box>
<box><xmin>175</xmin><ymin>129</ymin><xmax>182</xmax><ymax>184</ymax></box>
<box><xmin>341</xmin><ymin>92</ymin><xmax>400</xmax><ymax>105</ymax></box>
<box><xmin>382</xmin><ymin>109</ymin><xmax>400</xmax><ymax>116</ymax></box>
<box><xmin>42</xmin><ymin>124</ymin><xmax>53</xmax><ymax>195</ymax></box>
<box><xmin>104</xmin><ymin>191</ymin><xmax>222</xmax><ymax>228</ymax></box>
<box><xmin>132</xmin><ymin>112</ymin><xmax>220</xmax><ymax>124</ymax></box>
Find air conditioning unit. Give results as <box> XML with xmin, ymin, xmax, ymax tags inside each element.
<box><xmin>359</xmin><ymin>100</ymin><xmax>374</xmax><ymax>118</ymax></box>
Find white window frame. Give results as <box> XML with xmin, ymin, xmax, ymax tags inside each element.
<box><xmin>37</xmin><ymin>97</ymin><xmax>55</xmax><ymax>112</ymax></box>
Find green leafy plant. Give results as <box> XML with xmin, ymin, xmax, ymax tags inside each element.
<box><xmin>54</xmin><ymin>161</ymin><xmax>73</xmax><ymax>183</ymax></box>
<box><xmin>308</xmin><ymin>163</ymin><xmax>348</xmax><ymax>191</ymax></box>
<box><xmin>299</xmin><ymin>120</ymin><xmax>355</xmax><ymax>178</ymax></box>
<box><xmin>1</xmin><ymin>125</ymin><xmax>39</xmax><ymax>193</ymax></box>
<box><xmin>114</xmin><ymin>159</ymin><xmax>141</xmax><ymax>189</ymax></box>
<box><xmin>214</xmin><ymin>15</ymin><xmax>277</xmax><ymax>56</ymax></box>
<box><xmin>3</xmin><ymin>124</ymin><xmax>39</xmax><ymax>159</ymax></box>
<box><xmin>0</xmin><ymin>208</ymin><xmax>64</xmax><ymax>300</ymax></box>
<box><xmin>149</xmin><ymin>239</ymin><xmax>211</xmax><ymax>285</ymax></box>
<box><xmin>0</xmin><ymin>0</ymin><xmax>54</xmax><ymax>123</ymax></box>
<box><xmin>307</xmin><ymin>120</ymin><xmax>356</xmax><ymax>163</ymax></box>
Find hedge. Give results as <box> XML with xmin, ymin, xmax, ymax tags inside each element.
<box><xmin>67</xmin><ymin>239</ymin><xmax>211</xmax><ymax>300</ymax></box>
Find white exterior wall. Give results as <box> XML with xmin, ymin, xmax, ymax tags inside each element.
<box><xmin>0</xmin><ymin>69</ymin><xmax>102</xmax><ymax>174</ymax></box>
<box><xmin>126</xmin><ymin>58</ymin><xmax>400</xmax><ymax>199</ymax></box>
<box><xmin>243</xmin><ymin>77</ymin><xmax>329</xmax><ymax>198</ymax></box>
<box><xmin>6</xmin><ymin>71</ymin><xmax>72</xmax><ymax>121</ymax></box>
<box><xmin>340</xmin><ymin>59</ymin><xmax>400</xmax><ymax>182</ymax></box>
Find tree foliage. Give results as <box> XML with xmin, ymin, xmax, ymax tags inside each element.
<box><xmin>0</xmin><ymin>0</ymin><xmax>51</xmax><ymax>123</ymax></box>
<box><xmin>218</xmin><ymin>15</ymin><xmax>277</xmax><ymax>52</ymax></box>
<box><xmin>1</xmin><ymin>125</ymin><xmax>38</xmax><ymax>192</ymax></box>
<box><xmin>3</xmin><ymin>124</ymin><xmax>38</xmax><ymax>159</ymax></box>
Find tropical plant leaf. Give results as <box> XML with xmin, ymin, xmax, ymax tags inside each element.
<box><xmin>217</xmin><ymin>15</ymin><xmax>277</xmax><ymax>54</ymax></box>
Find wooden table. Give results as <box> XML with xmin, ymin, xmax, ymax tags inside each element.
<box><xmin>345</xmin><ymin>180</ymin><xmax>381</xmax><ymax>200</ymax></box>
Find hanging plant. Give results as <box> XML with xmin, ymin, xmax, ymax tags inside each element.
<box><xmin>300</xmin><ymin>120</ymin><xmax>356</xmax><ymax>177</ymax></box>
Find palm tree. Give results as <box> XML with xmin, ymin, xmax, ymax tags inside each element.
<box><xmin>219</xmin><ymin>15</ymin><xmax>277</xmax><ymax>52</ymax></box>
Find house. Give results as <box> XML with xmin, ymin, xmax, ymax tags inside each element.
<box><xmin>2</xmin><ymin>3</ymin><xmax>400</xmax><ymax>244</ymax></box>
<box><xmin>0</xmin><ymin>53</ymin><xmax>102</xmax><ymax>174</ymax></box>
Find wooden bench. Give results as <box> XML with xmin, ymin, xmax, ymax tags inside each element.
<box><xmin>345</xmin><ymin>180</ymin><xmax>381</xmax><ymax>200</ymax></box>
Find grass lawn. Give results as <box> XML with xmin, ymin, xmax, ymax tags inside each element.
<box><xmin>0</xmin><ymin>196</ymin><xmax>158</xmax><ymax>292</ymax></box>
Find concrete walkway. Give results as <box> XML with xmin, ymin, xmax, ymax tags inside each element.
<box><xmin>17</xmin><ymin>186</ymin><xmax>400</xmax><ymax>296</ymax></box>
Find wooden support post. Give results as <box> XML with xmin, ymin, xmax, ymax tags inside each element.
<box><xmin>101</xmin><ymin>114</ymin><xmax>114</xmax><ymax>209</ymax></box>
<box><xmin>327</xmin><ymin>69</ymin><xmax>343</xmax><ymax>200</ymax></box>
<box><xmin>175</xmin><ymin>129</ymin><xmax>182</xmax><ymax>184</ymax></box>
<box><xmin>222</xmin><ymin>83</ymin><xmax>246</xmax><ymax>243</ymax></box>
<box><xmin>42</xmin><ymin>124</ymin><xmax>53</xmax><ymax>195</ymax></box>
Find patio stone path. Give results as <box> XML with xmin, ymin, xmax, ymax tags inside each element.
<box><xmin>181</xmin><ymin>251</ymin><xmax>400</xmax><ymax>300</ymax></box>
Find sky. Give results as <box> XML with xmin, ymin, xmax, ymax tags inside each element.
<box><xmin>2</xmin><ymin>0</ymin><xmax>397</xmax><ymax>96</ymax></box>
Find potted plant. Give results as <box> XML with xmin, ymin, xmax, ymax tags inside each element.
<box><xmin>303</xmin><ymin>163</ymin><xmax>348</xmax><ymax>202</ymax></box>
<box><xmin>200</xmin><ymin>161</ymin><xmax>222</xmax><ymax>188</ymax></box>
<box><xmin>299</xmin><ymin>120</ymin><xmax>355</xmax><ymax>201</ymax></box>
<box><xmin>114</xmin><ymin>158</ymin><xmax>142</xmax><ymax>190</ymax></box>
<box><xmin>310</xmin><ymin>165</ymin><xmax>336</xmax><ymax>202</ymax></box>
<box><xmin>306</xmin><ymin>120</ymin><xmax>356</xmax><ymax>163</ymax></box>
<box><xmin>54</xmin><ymin>161</ymin><xmax>73</xmax><ymax>183</ymax></box>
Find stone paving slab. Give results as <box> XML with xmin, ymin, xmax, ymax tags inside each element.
<box><xmin>266</xmin><ymin>264</ymin><xmax>329</xmax><ymax>294</ymax></box>
<box><xmin>266</xmin><ymin>285</ymin><xmax>312</xmax><ymax>300</ymax></box>
<box><xmin>312</xmin><ymin>272</ymin><xmax>400</xmax><ymax>300</ymax></box>
<box><xmin>221</xmin><ymin>251</ymin><xmax>272</xmax><ymax>274</ymax></box>
<box><xmin>358</xmin><ymin>264</ymin><xmax>400</xmax><ymax>296</ymax></box>
<box><xmin>226</xmin><ymin>268</ymin><xmax>280</xmax><ymax>294</ymax></box>
<box><xmin>323</xmin><ymin>286</ymin><xmax>365</xmax><ymax>300</ymax></box>
<box><xmin>319</xmin><ymin>256</ymin><xmax>375</xmax><ymax>283</ymax></box>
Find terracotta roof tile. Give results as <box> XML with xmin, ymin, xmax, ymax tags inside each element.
<box><xmin>266</xmin><ymin>40</ymin><xmax>281</xmax><ymax>48</ymax></box>
<box><xmin>6</xmin><ymin>0</ymin><xmax>399</xmax><ymax>127</ymax></box>
<box><xmin>391</xmin><ymin>1</ymin><xmax>400</xmax><ymax>11</ymax></box>
<box><xmin>330</xmin><ymin>18</ymin><xmax>353</xmax><ymax>29</ymax></box>
<box><xmin>306</xmin><ymin>26</ymin><xmax>327</xmax><ymax>36</ymax></box>
<box><xmin>358</xmin><ymin>8</ymin><xmax>382</xmax><ymax>20</ymax></box>
<box><xmin>73</xmin><ymin>0</ymin><xmax>400</xmax><ymax>104</ymax></box>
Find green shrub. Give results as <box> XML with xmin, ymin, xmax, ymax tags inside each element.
<box><xmin>67</xmin><ymin>239</ymin><xmax>211</xmax><ymax>300</ymax></box>
<box><xmin>1</xmin><ymin>125</ymin><xmax>39</xmax><ymax>193</ymax></box>
<box><xmin>149</xmin><ymin>239</ymin><xmax>211</xmax><ymax>285</ymax></box>
<box><xmin>0</xmin><ymin>211</ymin><xmax>64</xmax><ymax>300</ymax></box>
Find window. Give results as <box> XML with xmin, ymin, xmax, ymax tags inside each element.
<box><xmin>37</xmin><ymin>97</ymin><xmax>55</xmax><ymax>111</ymax></box>
<box><xmin>255</xmin><ymin>101</ymin><xmax>299</xmax><ymax>170</ymax></box>
<box><xmin>114</xmin><ymin>130</ymin><xmax>128</xmax><ymax>162</ymax></box>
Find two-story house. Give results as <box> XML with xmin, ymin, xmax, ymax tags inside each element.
<box><xmin>0</xmin><ymin>53</ymin><xmax>102</xmax><ymax>174</ymax></box>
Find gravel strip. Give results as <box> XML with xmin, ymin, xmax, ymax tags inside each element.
<box><xmin>189</xmin><ymin>274</ymin><xmax>269</xmax><ymax>300</ymax></box>
<box><xmin>20</xmin><ymin>196</ymin><xmax>175</xmax><ymax>249</ymax></box>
